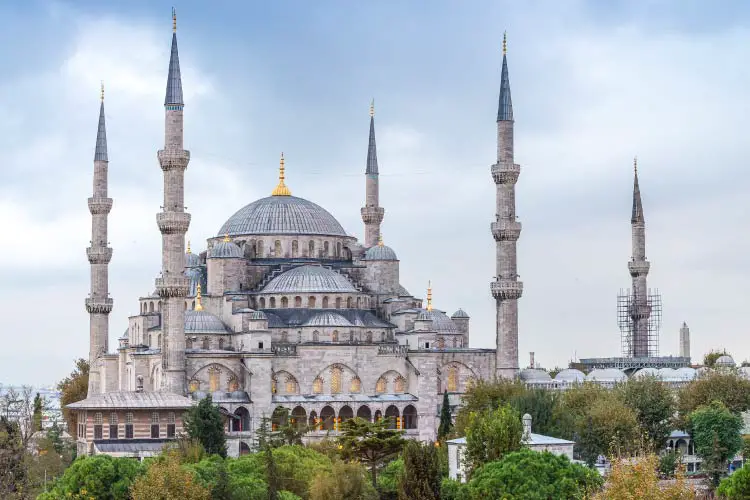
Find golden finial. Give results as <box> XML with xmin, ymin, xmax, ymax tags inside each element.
<box><xmin>195</xmin><ymin>283</ymin><xmax>204</xmax><ymax>311</ymax></box>
<box><xmin>271</xmin><ymin>152</ymin><xmax>292</xmax><ymax>196</ymax></box>
<box><xmin>502</xmin><ymin>31</ymin><xmax>507</xmax><ymax>55</ymax></box>
<box><xmin>223</xmin><ymin>233</ymin><xmax>230</xmax><ymax>243</ymax></box>
<box><xmin>369</xmin><ymin>99</ymin><xmax>375</xmax><ymax>118</ymax></box>
<box><xmin>633</xmin><ymin>156</ymin><xmax>638</xmax><ymax>174</ymax></box>
<box><xmin>172</xmin><ymin>7</ymin><xmax>177</xmax><ymax>32</ymax></box>
<box><xmin>426</xmin><ymin>281</ymin><xmax>433</xmax><ymax>312</ymax></box>
<box><xmin>100</xmin><ymin>81</ymin><xmax>104</xmax><ymax>102</ymax></box>
<box><xmin>187</xmin><ymin>240</ymin><xmax>192</xmax><ymax>254</ymax></box>
<box><xmin>378</xmin><ymin>234</ymin><xmax>384</xmax><ymax>246</ymax></box>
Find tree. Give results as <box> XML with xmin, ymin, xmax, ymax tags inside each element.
<box><xmin>658</xmin><ymin>450</ymin><xmax>680</xmax><ymax>478</ymax></box>
<box><xmin>438</xmin><ymin>392</ymin><xmax>453</xmax><ymax>441</ymax></box>
<box><xmin>689</xmin><ymin>401</ymin><xmax>743</xmax><ymax>487</ymax></box>
<box><xmin>595</xmin><ymin>454</ymin><xmax>693</xmax><ymax>499</ymax></box>
<box><xmin>676</xmin><ymin>371</ymin><xmax>750</xmax><ymax>426</ymax></box>
<box><xmin>377</xmin><ymin>458</ymin><xmax>403</xmax><ymax>500</ymax></box>
<box><xmin>575</xmin><ymin>396</ymin><xmax>639</xmax><ymax>465</ymax></box>
<box><xmin>337</xmin><ymin>417</ymin><xmax>406</xmax><ymax>487</ymax></box>
<box><xmin>0</xmin><ymin>417</ymin><xmax>27</xmax><ymax>498</ymax></box>
<box><xmin>619</xmin><ymin>376</ymin><xmax>675</xmax><ymax>451</ymax></box>
<box><xmin>184</xmin><ymin>394</ymin><xmax>227</xmax><ymax>457</ymax></box>
<box><xmin>130</xmin><ymin>452</ymin><xmax>210</xmax><ymax>500</ymax></box>
<box><xmin>32</xmin><ymin>392</ymin><xmax>43</xmax><ymax>432</ymax></box>
<box><xmin>1</xmin><ymin>385</ymin><xmax>39</xmax><ymax>447</ymax></box>
<box><xmin>462</xmin><ymin>449</ymin><xmax>603</xmax><ymax>500</ymax></box>
<box><xmin>38</xmin><ymin>454</ymin><xmax>145</xmax><ymax>499</ymax></box>
<box><xmin>399</xmin><ymin>440</ymin><xmax>441</xmax><ymax>500</ymax></box>
<box><xmin>255</xmin><ymin>415</ymin><xmax>281</xmax><ymax>499</ymax></box>
<box><xmin>704</xmin><ymin>349</ymin><xmax>729</xmax><ymax>367</ymax></box>
<box><xmin>309</xmin><ymin>460</ymin><xmax>378</xmax><ymax>500</ymax></box>
<box><xmin>453</xmin><ymin>379</ymin><xmax>525</xmax><ymax>435</ymax></box>
<box><xmin>57</xmin><ymin>358</ymin><xmax>89</xmax><ymax>438</ymax></box>
<box><xmin>464</xmin><ymin>405</ymin><xmax>523</xmax><ymax>474</ymax></box>
<box><xmin>509</xmin><ymin>388</ymin><xmax>560</xmax><ymax>437</ymax></box>
<box><xmin>718</xmin><ymin>462</ymin><xmax>750</xmax><ymax>498</ymax></box>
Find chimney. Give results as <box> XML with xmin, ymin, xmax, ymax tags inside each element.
<box><xmin>529</xmin><ymin>352</ymin><xmax>535</xmax><ymax>369</ymax></box>
<box><xmin>136</xmin><ymin>375</ymin><xmax>144</xmax><ymax>393</ymax></box>
<box><xmin>522</xmin><ymin>413</ymin><xmax>532</xmax><ymax>440</ymax></box>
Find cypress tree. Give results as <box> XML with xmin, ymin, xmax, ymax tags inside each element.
<box><xmin>183</xmin><ymin>394</ymin><xmax>227</xmax><ymax>457</ymax></box>
<box><xmin>438</xmin><ymin>391</ymin><xmax>453</xmax><ymax>440</ymax></box>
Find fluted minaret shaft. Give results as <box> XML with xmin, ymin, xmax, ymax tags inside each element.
<box><xmin>628</xmin><ymin>163</ymin><xmax>651</xmax><ymax>357</ymax></box>
<box><xmin>156</xmin><ymin>25</ymin><xmax>191</xmax><ymax>395</ymax></box>
<box><xmin>491</xmin><ymin>37</ymin><xmax>523</xmax><ymax>379</ymax></box>
<box><xmin>86</xmin><ymin>95</ymin><xmax>114</xmax><ymax>396</ymax></box>
<box><xmin>361</xmin><ymin>102</ymin><xmax>384</xmax><ymax>247</ymax></box>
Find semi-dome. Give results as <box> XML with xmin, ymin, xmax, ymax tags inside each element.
<box><xmin>554</xmin><ymin>369</ymin><xmax>585</xmax><ymax>383</ymax></box>
<box><xmin>249</xmin><ymin>310</ymin><xmax>267</xmax><ymax>320</ymax></box>
<box><xmin>586</xmin><ymin>368</ymin><xmax>627</xmax><ymax>383</ymax></box>
<box><xmin>303</xmin><ymin>312</ymin><xmax>353</xmax><ymax>327</ymax></box>
<box><xmin>218</xmin><ymin>196</ymin><xmax>348</xmax><ymax>237</ymax></box>
<box><xmin>520</xmin><ymin>368</ymin><xmax>552</xmax><ymax>382</ymax></box>
<box><xmin>451</xmin><ymin>309</ymin><xmax>470</xmax><ymax>319</ymax></box>
<box><xmin>184</xmin><ymin>310</ymin><xmax>230</xmax><ymax>334</ymax></box>
<box><xmin>185</xmin><ymin>251</ymin><xmax>200</xmax><ymax>267</ymax></box>
<box><xmin>417</xmin><ymin>309</ymin><xmax>458</xmax><ymax>333</ymax></box>
<box><xmin>364</xmin><ymin>244</ymin><xmax>398</xmax><ymax>261</ymax></box>
<box><xmin>715</xmin><ymin>354</ymin><xmax>736</xmax><ymax>368</ymax></box>
<box><xmin>261</xmin><ymin>265</ymin><xmax>357</xmax><ymax>294</ymax></box>
<box><xmin>209</xmin><ymin>240</ymin><xmax>242</xmax><ymax>259</ymax></box>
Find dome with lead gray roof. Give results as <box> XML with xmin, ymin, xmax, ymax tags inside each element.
<box><xmin>184</xmin><ymin>310</ymin><xmax>230</xmax><ymax>334</ymax></box>
<box><xmin>364</xmin><ymin>244</ymin><xmax>398</xmax><ymax>261</ymax></box>
<box><xmin>209</xmin><ymin>240</ymin><xmax>242</xmax><ymax>259</ymax></box>
<box><xmin>554</xmin><ymin>369</ymin><xmax>585</xmax><ymax>382</ymax></box>
<box><xmin>303</xmin><ymin>312</ymin><xmax>353</xmax><ymax>327</ymax></box>
<box><xmin>261</xmin><ymin>265</ymin><xmax>357</xmax><ymax>294</ymax></box>
<box><xmin>218</xmin><ymin>196</ymin><xmax>348</xmax><ymax>237</ymax></box>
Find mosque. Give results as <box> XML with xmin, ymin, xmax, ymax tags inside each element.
<box><xmin>69</xmin><ymin>15</ymin><xmax>520</xmax><ymax>457</ymax></box>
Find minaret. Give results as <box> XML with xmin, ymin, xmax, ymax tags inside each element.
<box><xmin>155</xmin><ymin>9</ymin><xmax>191</xmax><ymax>395</ymax></box>
<box><xmin>679</xmin><ymin>322</ymin><xmax>690</xmax><ymax>359</ymax></box>
<box><xmin>628</xmin><ymin>157</ymin><xmax>651</xmax><ymax>357</ymax></box>
<box><xmin>490</xmin><ymin>33</ymin><xmax>523</xmax><ymax>378</ymax></box>
<box><xmin>361</xmin><ymin>100</ymin><xmax>385</xmax><ymax>248</ymax></box>
<box><xmin>86</xmin><ymin>82</ymin><xmax>114</xmax><ymax>396</ymax></box>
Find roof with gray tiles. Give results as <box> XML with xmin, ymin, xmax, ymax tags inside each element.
<box><xmin>497</xmin><ymin>52</ymin><xmax>513</xmax><ymax>121</ymax></box>
<box><xmin>261</xmin><ymin>265</ymin><xmax>356</xmax><ymax>294</ymax></box>
<box><xmin>67</xmin><ymin>391</ymin><xmax>194</xmax><ymax>409</ymax></box>
<box><xmin>451</xmin><ymin>308</ymin><xmax>469</xmax><ymax>319</ymax></box>
<box><xmin>94</xmin><ymin>101</ymin><xmax>108</xmax><ymax>161</ymax></box>
<box><xmin>364</xmin><ymin>244</ymin><xmax>397</xmax><ymax>261</ymax></box>
<box><xmin>218</xmin><ymin>196</ymin><xmax>348</xmax><ymax>237</ymax></box>
<box><xmin>94</xmin><ymin>439</ymin><xmax>173</xmax><ymax>454</ymax></box>
<box><xmin>164</xmin><ymin>32</ymin><xmax>183</xmax><ymax>106</ymax></box>
<box><xmin>263</xmin><ymin>308</ymin><xmax>393</xmax><ymax>329</ymax></box>
<box><xmin>184</xmin><ymin>310</ymin><xmax>230</xmax><ymax>334</ymax></box>
<box><xmin>209</xmin><ymin>240</ymin><xmax>243</xmax><ymax>259</ymax></box>
<box><xmin>366</xmin><ymin>115</ymin><xmax>378</xmax><ymax>175</ymax></box>
<box><xmin>185</xmin><ymin>251</ymin><xmax>201</xmax><ymax>267</ymax></box>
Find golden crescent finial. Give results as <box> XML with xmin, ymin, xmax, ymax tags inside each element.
<box><xmin>503</xmin><ymin>31</ymin><xmax>507</xmax><ymax>55</ymax></box>
<box><xmin>369</xmin><ymin>99</ymin><xmax>375</xmax><ymax>118</ymax></box>
<box><xmin>100</xmin><ymin>81</ymin><xmax>104</xmax><ymax>102</ymax></box>
<box><xmin>272</xmin><ymin>152</ymin><xmax>292</xmax><ymax>196</ymax></box>
<box><xmin>172</xmin><ymin>7</ymin><xmax>177</xmax><ymax>32</ymax></box>
<box><xmin>195</xmin><ymin>283</ymin><xmax>204</xmax><ymax>311</ymax></box>
<box><xmin>378</xmin><ymin>234</ymin><xmax>384</xmax><ymax>246</ymax></box>
<box><xmin>223</xmin><ymin>233</ymin><xmax>230</xmax><ymax>243</ymax></box>
<box><xmin>187</xmin><ymin>240</ymin><xmax>192</xmax><ymax>254</ymax></box>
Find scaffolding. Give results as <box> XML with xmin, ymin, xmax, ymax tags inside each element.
<box><xmin>618</xmin><ymin>288</ymin><xmax>662</xmax><ymax>358</ymax></box>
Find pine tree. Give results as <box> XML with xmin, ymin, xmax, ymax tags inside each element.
<box><xmin>255</xmin><ymin>416</ymin><xmax>279</xmax><ymax>500</ymax></box>
<box><xmin>337</xmin><ymin>417</ymin><xmax>406</xmax><ymax>487</ymax></box>
<box><xmin>438</xmin><ymin>391</ymin><xmax>452</xmax><ymax>440</ymax></box>
<box><xmin>183</xmin><ymin>395</ymin><xmax>227</xmax><ymax>457</ymax></box>
<box><xmin>399</xmin><ymin>440</ymin><xmax>441</xmax><ymax>500</ymax></box>
<box><xmin>32</xmin><ymin>393</ymin><xmax>43</xmax><ymax>432</ymax></box>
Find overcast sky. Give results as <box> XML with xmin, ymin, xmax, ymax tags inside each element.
<box><xmin>2</xmin><ymin>0</ymin><xmax>750</xmax><ymax>386</ymax></box>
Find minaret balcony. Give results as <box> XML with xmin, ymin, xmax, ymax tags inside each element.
<box><xmin>629</xmin><ymin>303</ymin><xmax>652</xmax><ymax>320</ymax></box>
<box><xmin>491</xmin><ymin>220</ymin><xmax>522</xmax><ymax>241</ymax></box>
<box><xmin>86</xmin><ymin>246</ymin><xmax>113</xmax><ymax>264</ymax></box>
<box><xmin>155</xmin><ymin>275</ymin><xmax>191</xmax><ymax>298</ymax></box>
<box><xmin>491</xmin><ymin>279</ymin><xmax>523</xmax><ymax>300</ymax></box>
<box><xmin>88</xmin><ymin>197</ymin><xmax>113</xmax><ymax>215</ymax></box>
<box><xmin>360</xmin><ymin>206</ymin><xmax>385</xmax><ymax>224</ymax></box>
<box><xmin>156</xmin><ymin>212</ymin><xmax>191</xmax><ymax>234</ymax></box>
<box><xmin>628</xmin><ymin>260</ymin><xmax>650</xmax><ymax>277</ymax></box>
<box><xmin>157</xmin><ymin>149</ymin><xmax>191</xmax><ymax>171</ymax></box>
<box><xmin>491</xmin><ymin>162</ymin><xmax>521</xmax><ymax>185</ymax></box>
<box><xmin>85</xmin><ymin>297</ymin><xmax>113</xmax><ymax>314</ymax></box>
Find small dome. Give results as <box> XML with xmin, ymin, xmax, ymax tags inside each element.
<box><xmin>451</xmin><ymin>309</ymin><xmax>470</xmax><ymax>319</ymax></box>
<box><xmin>364</xmin><ymin>244</ymin><xmax>398</xmax><ymax>261</ymax></box>
<box><xmin>586</xmin><ymin>368</ymin><xmax>627</xmax><ymax>383</ymax></box>
<box><xmin>209</xmin><ymin>240</ymin><xmax>243</xmax><ymax>259</ymax></box>
<box><xmin>185</xmin><ymin>251</ymin><xmax>201</xmax><ymax>267</ymax></box>
<box><xmin>520</xmin><ymin>369</ymin><xmax>552</xmax><ymax>382</ymax></box>
<box><xmin>739</xmin><ymin>366</ymin><xmax>750</xmax><ymax>380</ymax></box>
<box><xmin>634</xmin><ymin>367</ymin><xmax>660</xmax><ymax>379</ymax></box>
<box><xmin>715</xmin><ymin>355</ymin><xmax>736</xmax><ymax>368</ymax></box>
<box><xmin>554</xmin><ymin>369</ymin><xmax>585</xmax><ymax>383</ymax></box>
<box><xmin>185</xmin><ymin>310</ymin><xmax>230</xmax><ymax>334</ymax></box>
<box><xmin>416</xmin><ymin>311</ymin><xmax>431</xmax><ymax>321</ymax></box>
<box><xmin>249</xmin><ymin>310</ymin><xmax>267</xmax><ymax>320</ymax></box>
<box><xmin>414</xmin><ymin>309</ymin><xmax>458</xmax><ymax>333</ymax></box>
<box><xmin>675</xmin><ymin>367</ymin><xmax>697</xmax><ymax>381</ymax></box>
<box><xmin>262</xmin><ymin>265</ymin><xmax>357</xmax><ymax>294</ymax></box>
<box><xmin>658</xmin><ymin>368</ymin><xmax>679</xmax><ymax>381</ymax></box>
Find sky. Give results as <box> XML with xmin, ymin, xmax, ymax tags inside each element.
<box><xmin>2</xmin><ymin>0</ymin><xmax>750</xmax><ymax>385</ymax></box>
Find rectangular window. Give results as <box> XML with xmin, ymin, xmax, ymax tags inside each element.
<box><xmin>167</xmin><ymin>424</ymin><xmax>176</xmax><ymax>438</ymax></box>
<box><xmin>94</xmin><ymin>425</ymin><xmax>103</xmax><ymax>439</ymax></box>
<box><xmin>125</xmin><ymin>424</ymin><xmax>134</xmax><ymax>439</ymax></box>
<box><xmin>109</xmin><ymin>425</ymin><xmax>118</xmax><ymax>439</ymax></box>
<box><xmin>151</xmin><ymin>424</ymin><xmax>160</xmax><ymax>438</ymax></box>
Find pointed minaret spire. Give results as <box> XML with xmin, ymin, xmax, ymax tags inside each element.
<box><xmin>361</xmin><ymin>99</ymin><xmax>385</xmax><ymax>247</ymax></box>
<box><xmin>497</xmin><ymin>31</ymin><xmax>513</xmax><ymax>122</ymax></box>
<box><xmin>165</xmin><ymin>7</ymin><xmax>184</xmax><ymax>108</ymax></box>
<box><xmin>86</xmin><ymin>84</ymin><xmax>114</xmax><ymax>396</ymax></box>
<box><xmin>631</xmin><ymin>156</ymin><xmax>644</xmax><ymax>224</ymax></box>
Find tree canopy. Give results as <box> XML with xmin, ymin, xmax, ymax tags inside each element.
<box><xmin>131</xmin><ymin>453</ymin><xmax>210</xmax><ymax>500</ymax></box>
<box><xmin>688</xmin><ymin>401</ymin><xmax>744</xmax><ymax>486</ymax></box>
<box><xmin>337</xmin><ymin>417</ymin><xmax>406</xmax><ymax>487</ymax></box>
<box><xmin>184</xmin><ymin>394</ymin><xmax>227</xmax><ymax>457</ymax></box>
<box><xmin>594</xmin><ymin>454</ymin><xmax>693</xmax><ymax>500</ymax></box>
<box><xmin>619</xmin><ymin>376</ymin><xmax>675</xmax><ymax>451</ymax></box>
<box><xmin>57</xmin><ymin>358</ymin><xmax>89</xmax><ymax>439</ymax></box>
<box><xmin>464</xmin><ymin>404</ymin><xmax>523</xmax><ymax>474</ymax></box>
<box><xmin>38</xmin><ymin>454</ymin><xmax>145</xmax><ymax>500</ymax></box>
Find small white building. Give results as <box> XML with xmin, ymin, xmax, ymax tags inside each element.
<box><xmin>447</xmin><ymin>413</ymin><xmax>575</xmax><ymax>482</ymax></box>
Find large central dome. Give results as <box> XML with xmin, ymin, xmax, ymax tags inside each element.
<box><xmin>218</xmin><ymin>196</ymin><xmax>348</xmax><ymax>237</ymax></box>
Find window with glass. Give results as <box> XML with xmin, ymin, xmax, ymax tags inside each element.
<box><xmin>94</xmin><ymin>412</ymin><xmax>103</xmax><ymax>439</ymax></box>
<box><xmin>109</xmin><ymin>412</ymin><xmax>119</xmax><ymax>439</ymax></box>
<box><xmin>167</xmin><ymin>412</ymin><xmax>176</xmax><ymax>438</ymax></box>
<box><xmin>125</xmin><ymin>412</ymin><xmax>134</xmax><ymax>439</ymax></box>
<box><xmin>151</xmin><ymin>412</ymin><xmax>160</xmax><ymax>438</ymax></box>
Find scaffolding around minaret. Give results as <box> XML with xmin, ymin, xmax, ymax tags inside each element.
<box><xmin>617</xmin><ymin>287</ymin><xmax>662</xmax><ymax>358</ymax></box>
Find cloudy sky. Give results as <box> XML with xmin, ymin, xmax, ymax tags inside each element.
<box><xmin>2</xmin><ymin>0</ymin><xmax>750</xmax><ymax>386</ymax></box>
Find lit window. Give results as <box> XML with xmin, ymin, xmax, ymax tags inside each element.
<box><xmin>331</xmin><ymin>367</ymin><xmax>342</xmax><ymax>394</ymax></box>
<box><xmin>395</xmin><ymin>376</ymin><xmax>406</xmax><ymax>393</ymax></box>
<box><xmin>313</xmin><ymin>377</ymin><xmax>323</xmax><ymax>394</ymax></box>
<box><xmin>447</xmin><ymin>366</ymin><xmax>458</xmax><ymax>392</ymax></box>
<box><xmin>350</xmin><ymin>377</ymin><xmax>361</xmax><ymax>393</ymax></box>
<box><xmin>286</xmin><ymin>377</ymin><xmax>297</xmax><ymax>394</ymax></box>
<box><xmin>376</xmin><ymin>377</ymin><xmax>387</xmax><ymax>394</ymax></box>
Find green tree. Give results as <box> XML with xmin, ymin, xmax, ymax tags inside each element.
<box><xmin>462</xmin><ymin>449</ymin><xmax>603</xmax><ymax>500</ymax></box>
<box><xmin>0</xmin><ymin>417</ymin><xmax>27</xmax><ymax>498</ymax></box>
<box><xmin>309</xmin><ymin>460</ymin><xmax>378</xmax><ymax>500</ymax></box>
<box><xmin>453</xmin><ymin>379</ymin><xmax>526</xmax><ymax>435</ymax></box>
<box><xmin>130</xmin><ymin>452</ymin><xmax>210</xmax><ymax>500</ymax></box>
<box><xmin>398</xmin><ymin>440</ymin><xmax>441</xmax><ymax>500</ymax></box>
<box><xmin>658</xmin><ymin>450</ymin><xmax>680</xmax><ymax>478</ymax></box>
<box><xmin>377</xmin><ymin>458</ymin><xmax>403</xmax><ymax>500</ymax></box>
<box><xmin>619</xmin><ymin>376</ymin><xmax>674</xmax><ymax>451</ymax></box>
<box><xmin>184</xmin><ymin>394</ymin><xmax>227</xmax><ymax>457</ymax></box>
<box><xmin>337</xmin><ymin>417</ymin><xmax>406</xmax><ymax>487</ymax></box>
<box><xmin>595</xmin><ymin>454</ymin><xmax>693</xmax><ymax>499</ymax></box>
<box><xmin>57</xmin><ymin>358</ymin><xmax>89</xmax><ymax>439</ymax></box>
<box><xmin>464</xmin><ymin>405</ymin><xmax>523</xmax><ymax>474</ymax></box>
<box><xmin>438</xmin><ymin>392</ymin><xmax>453</xmax><ymax>440</ymax></box>
<box><xmin>32</xmin><ymin>392</ymin><xmax>43</xmax><ymax>432</ymax></box>
<box><xmin>677</xmin><ymin>371</ymin><xmax>750</xmax><ymax>426</ymax></box>
<box><xmin>38</xmin><ymin>454</ymin><xmax>145</xmax><ymax>499</ymax></box>
<box><xmin>718</xmin><ymin>462</ymin><xmax>750</xmax><ymax>498</ymax></box>
<box><xmin>704</xmin><ymin>350</ymin><xmax>729</xmax><ymax>367</ymax></box>
<box><xmin>509</xmin><ymin>388</ymin><xmax>560</xmax><ymax>436</ymax></box>
<box><xmin>575</xmin><ymin>396</ymin><xmax>639</xmax><ymax>465</ymax></box>
<box><xmin>689</xmin><ymin>401</ymin><xmax>744</xmax><ymax>487</ymax></box>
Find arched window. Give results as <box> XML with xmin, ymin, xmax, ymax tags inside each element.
<box><xmin>346</xmin><ymin>297</ymin><xmax>352</xmax><ymax>308</ymax></box>
<box><xmin>218</xmin><ymin>338</ymin><xmax>225</xmax><ymax>350</ymax></box>
<box><xmin>339</xmin><ymin>405</ymin><xmax>354</xmax><ymax>423</ymax></box>
<box><xmin>209</xmin><ymin>366</ymin><xmax>221</xmax><ymax>392</ymax></box>
<box><xmin>330</xmin><ymin>366</ymin><xmax>342</xmax><ymax>394</ymax></box>
<box><xmin>274</xmin><ymin>240</ymin><xmax>282</xmax><ymax>257</ymax></box>
<box><xmin>281</xmin><ymin>331</ymin><xmax>288</xmax><ymax>343</ymax></box>
<box><xmin>308</xmin><ymin>296</ymin><xmax>316</xmax><ymax>308</ymax></box>
<box><xmin>356</xmin><ymin>297</ymin><xmax>361</xmax><ymax>308</ymax></box>
<box><xmin>452</xmin><ymin>336</ymin><xmax>458</xmax><ymax>348</ymax></box>
<box><xmin>322</xmin><ymin>296</ymin><xmax>329</xmax><ymax>308</ymax></box>
<box><xmin>228</xmin><ymin>376</ymin><xmax>239</xmax><ymax>392</ymax></box>
<box><xmin>350</xmin><ymin>376</ymin><xmax>361</xmax><ymax>393</ymax></box>
<box><xmin>281</xmin><ymin>297</ymin><xmax>288</xmax><ymax>308</ymax></box>
<box><xmin>269</xmin><ymin>297</ymin><xmax>276</xmax><ymax>308</ymax></box>
<box><xmin>313</xmin><ymin>377</ymin><xmax>323</xmax><ymax>394</ymax></box>
<box><xmin>308</xmin><ymin>240</ymin><xmax>315</xmax><ymax>257</ymax></box>
<box><xmin>403</xmin><ymin>405</ymin><xmax>418</xmax><ymax>429</ymax></box>
<box><xmin>366</xmin><ymin>331</ymin><xmax>373</xmax><ymax>343</ymax></box>
<box><xmin>149</xmin><ymin>302</ymin><xmax>154</xmax><ymax>313</ymax></box>
<box><xmin>286</xmin><ymin>376</ymin><xmax>298</xmax><ymax>394</ymax></box>
<box><xmin>188</xmin><ymin>379</ymin><xmax>200</xmax><ymax>393</ymax></box>
<box><xmin>323</xmin><ymin>241</ymin><xmax>329</xmax><ymax>256</ymax></box>
<box><xmin>148</xmin><ymin>334</ymin><xmax>153</xmax><ymax>346</ymax></box>
<box><xmin>294</xmin><ymin>296</ymin><xmax>302</xmax><ymax>308</ymax></box>
<box><xmin>313</xmin><ymin>331</ymin><xmax>319</xmax><ymax>342</ymax></box>
<box><xmin>292</xmin><ymin>240</ymin><xmax>298</xmax><ymax>257</ymax></box>
<box><xmin>308</xmin><ymin>410</ymin><xmax>318</xmax><ymax>429</ymax></box>
<box><xmin>192</xmin><ymin>300</ymin><xmax>196</xmax><ymax>309</ymax></box>
<box><xmin>256</xmin><ymin>240</ymin><xmax>264</xmax><ymax>257</ymax></box>
<box><xmin>385</xmin><ymin>405</ymin><xmax>400</xmax><ymax>430</ymax></box>
<box><xmin>447</xmin><ymin>366</ymin><xmax>458</xmax><ymax>392</ymax></box>
<box><xmin>158</xmin><ymin>301</ymin><xmax>162</xmax><ymax>312</ymax></box>
<box><xmin>335</xmin><ymin>297</ymin><xmax>342</xmax><ymax>309</ymax></box>
<box><xmin>202</xmin><ymin>337</ymin><xmax>210</xmax><ymax>350</ymax></box>
<box><xmin>291</xmin><ymin>406</ymin><xmax>306</xmax><ymax>431</ymax></box>
<box><xmin>437</xmin><ymin>337</ymin><xmax>445</xmax><ymax>349</ymax></box>
<box><xmin>332</xmin><ymin>331</ymin><xmax>339</xmax><ymax>342</ymax></box>
<box><xmin>320</xmin><ymin>406</ymin><xmax>335</xmax><ymax>430</ymax></box>
<box><xmin>336</xmin><ymin>242</ymin><xmax>342</xmax><ymax>257</ymax></box>
<box><xmin>184</xmin><ymin>301</ymin><xmax>188</xmax><ymax>311</ymax></box>
<box><xmin>395</xmin><ymin>376</ymin><xmax>406</xmax><ymax>393</ymax></box>
<box><xmin>271</xmin><ymin>378</ymin><xmax>277</xmax><ymax>394</ymax></box>
<box><xmin>186</xmin><ymin>338</ymin><xmax>193</xmax><ymax>349</ymax></box>
<box><xmin>158</xmin><ymin>334</ymin><xmax>162</xmax><ymax>348</ymax></box>
<box><xmin>259</xmin><ymin>297</ymin><xmax>266</xmax><ymax>308</ymax></box>
<box><xmin>376</xmin><ymin>377</ymin><xmax>387</xmax><ymax>393</ymax></box>
<box><xmin>357</xmin><ymin>406</ymin><xmax>372</xmax><ymax>422</ymax></box>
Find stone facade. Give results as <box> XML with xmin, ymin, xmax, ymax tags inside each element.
<box><xmin>79</xmin><ymin>22</ymin><xmax>522</xmax><ymax>457</ymax></box>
